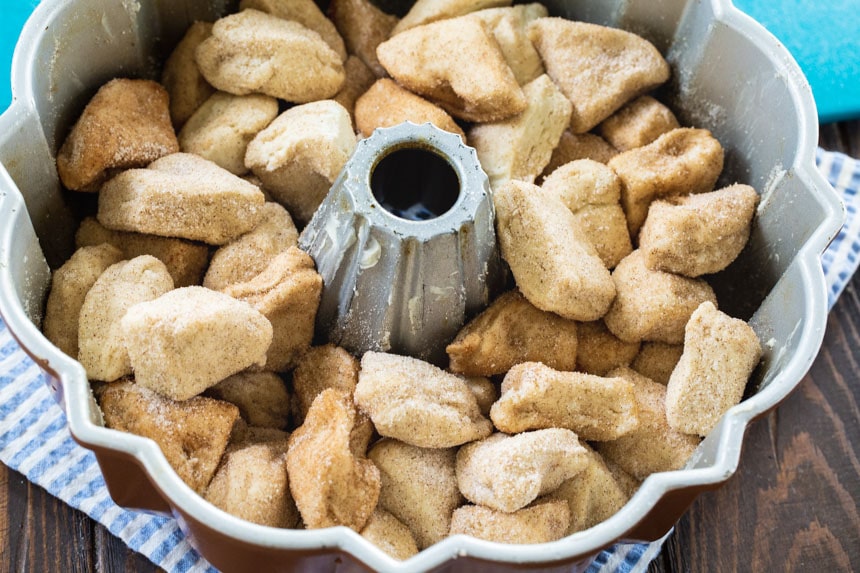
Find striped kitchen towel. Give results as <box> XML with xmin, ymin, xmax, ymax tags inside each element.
<box><xmin>0</xmin><ymin>148</ymin><xmax>856</xmax><ymax>573</ymax></box>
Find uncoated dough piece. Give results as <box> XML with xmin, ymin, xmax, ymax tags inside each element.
<box><xmin>528</xmin><ymin>18</ymin><xmax>670</xmax><ymax>133</ymax></box>
<box><xmin>287</xmin><ymin>389</ymin><xmax>380</xmax><ymax>531</ymax></box>
<box><xmin>224</xmin><ymin>247</ymin><xmax>322</xmax><ymax>372</ymax></box>
<box><xmin>490</xmin><ymin>362</ymin><xmax>639</xmax><ymax>441</ymax></box>
<box><xmin>469</xmin><ymin>4</ymin><xmax>548</xmax><ymax>86</ymax></box>
<box><xmin>376</xmin><ymin>16</ymin><xmax>526</xmax><ymax>122</ymax></box>
<box><xmin>240</xmin><ymin>0</ymin><xmax>348</xmax><ymax>61</ymax></box>
<box><xmin>603</xmin><ymin>250</ymin><xmax>717</xmax><ymax>344</ymax></box>
<box><xmin>245</xmin><ymin>100</ymin><xmax>356</xmax><ymax>224</ymax></box>
<box><xmin>203</xmin><ymin>202</ymin><xmax>299</xmax><ymax>292</ymax></box>
<box><xmin>354</xmin><ymin>352</ymin><xmax>492</xmax><ymax>448</ymax></box>
<box><xmin>327</xmin><ymin>0</ymin><xmax>399</xmax><ymax>77</ymax></box>
<box><xmin>599</xmin><ymin>95</ymin><xmax>680</xmax><ymax>151</ymax></box>
<box><xmin>195</xmin><ymin>10</ymin><xmax>345</xmax><ymax>102</ymax></box>
<box><xmin>608</xmin><ymin>128</ymin><xmax>724</xmax><ymax>237</ymax></box>
<box><xmin>542</xmin><ymin>159</ymin><xmax>632</xmax><ymax>269</ymax></box>
<box><xmin>292</xmin><ymin>344</ymin><xmax>359</xmax><ymax>426</ymax></box>
<box><xmin>43</xmin><ymin>244</ymin><xmax>124</xmax><ymax>359</ymax></box>
<box><xmin>360</xmin><ymin>508</ymin><xmax>419</xmax><ymax>561</ymax></box>
<box><xmin>392</xmin><ymin>0</ymin><xmax>512</xmax><ymax>35</ymax></box>
<box><xmin>75</xmin><ymin>217</ymin><xmax>209</xmax><ymax>288</ymax></box>
<box><xmin>77</xmin><ymin>256</ymin><xmax>174</xmax><ymax>382</ymax></box>
<box><xmin>449</xmin><ymin>500</ymin><xmax>570</xmax><ymax>544</ymax></box>
<box><xmin>446</xmin><ymin>289</ymin><xmax>578</xmax><ymax>377</ymax></box>
<box><xmin>666</xmin><ymin>302</ymin><xmax>762</xmax><ymax>436</ymax></box>
<box><xmin>639</xmin><ymin>184</ymin><xmax>759</xmax><ymax>277</ymax></box>
<box><xmin>368</xmin><ymin>439</ymin><xmax>461</xmax><ymax>550</ymax></box>
<box><xmin>56</xmin><ymin>79</ymin><xmax>179</xmax><ymax>192</ymax></box>
<box><xmin>455</xmin><ymin>429</ymin><xmax>588</xmax><ymax>512</ymax></box>
<box><xmin>206</xmin><ymin>371</ymin><xmax>291</xmax><ymax>430</ymax></box>
<box><xmin>97</xmin><ymin>153</ymin><xmax>266</xmax><ymax>245</ymax></box>
<box><xmin>596</xmin><ymin>367</ymin><xmax>700</xmax><ymax>479</ymax></box>
<box><xmin>469</xmin><ymin>74</ymin><xmax>572</xmax><ymax>189</ymax></box>
<box><xmin>493</xmin><ymin>180</ymin><xmax>616</xmax><ymax>321</ymax></box>
<box><xmin>121</xmin><ymin>286</ymin><xmax>273</xmax><ymax>400</ymax></box>
<box><xmin>179</xmin><ymin>92</ymin><xmax>279</xmax><ymax>175</ymax></box>
<box><xmin>161</xmin><ymin>22</ymin><xmax>216</xmax><ymax>129</ymax></box>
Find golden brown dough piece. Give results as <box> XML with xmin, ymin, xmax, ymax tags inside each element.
<box><xmin>78</xmin><ymin>256</ymin><xmax>174</xmax><ymax>382</ymax></box>
<box><xmin>245</xmin><ymin>100</ymin><xmax>356</xmax><ymax>224</ymax></box>
<box><xmin>178</xmin><ymin>92</ymin><xmax>279</xmax><ymax>175</ymax></box>
<box><xmin>376</xmin><ymin>16</ymin><xmax>526</xmax><ymax>122</ymax></box>
<box><xmin>195</xmin><ymin>10</ymin><xmax>344</xmax><ymax>102</ymax></box>
<box><xmin>392</xmin><ymin>0</ymin><xmax>512</xmax><ymax>35</ymax></box>
<box><xmin>292</xmin><ymin>344</ymin><xmax>359</xmax><ymax>426</ymax></box>
<box><xmin>98</xmin><ymin>380</ymin><xmax>238</xmax><ymax>495</ymax></box>
<box><xmin>666</xmin><ymin>302</ymin><xmax>762</xmax><ymax>436</ymax></box>
<box><xmin>355</xmin><ymin>352</ymin><xmax>492</xmax><ymax>448</ymax></box>
<box><xmin>541</xmin><ymin>159</ymin><xmax>632</xmax><ymax>268</ymax></box>
<box><xmin>630</xmin><ymin>342</ymin><xmax>683</xmax><ymax>385</ymax></box>
<box><xmin>333</xmin><ymin>56</ymin><xmax>377</xmax><ymax>125</ymax></box>
<box><xmin>287</xmin><ymin>389</ymin><xmax>381</xmax><ymax>531</ymax></box>
<box><xmin>161</xmin><ymin>22</ymin><xmax>216</xmax><ymax>129</ymax></box>
<box><xmin>491</xmin><ymin>362</ymin><xmax>639</xmax><ymax>440</ymax></box>
<box><xmin>528</xmin><ymin>18</ymin><xmax>670</xmax><ymax>133</ymax></box>
<box><xmin>541</xmin><ymin>131</ymin><xmax>618</xmax><ymax>180</ymax></box>
<box><xmin>43</xmin><ymin>244</ymin><xmax>124</xmax><ymax>359</ymax></box>
<box><xmin>205</xmin><ymin>440</ymin><xmax>299</xmax><ymax>527</ymax></box>
<box><xmin>354</xmin><ymin>78</ymin><xmax>466</xmax><ymax>140</ymax></box>
<box><xmin>449</xmin><ymin>499</ymin><xmax>570</xmax><ymax>544</ymax></box>
<box><xmin>121</xmin><ymin>286</ymin><xmax>272</xmax><ymax>400</ymax></box>
<box><xmin>56</xmin><ymin>79</ymin><xmax>179</xmax><ymax>192</ymax></box>
<box><xmin>608</xmin><ymin>128</ymin><xmax>724</xmax><ymax>237</ymax></box>
<box><xmin>456</xmin><ymin>429</ymin><xmax>588</xmax><ymax>512</ymax></box>
<box><xmin>639</xmin><ymin>184</ymin><xmax>759</xmax><ymax>277</ymax></box>
<box><xmin>368</xmin><ymin>439</ymin><xmax>461</xmax><ymax>550</ymax></box>
<box><xmin>596</xmin><ymin>367</ymin><xmax>700</xmax><ymax>479</ymax></box>
<box><xmin>446</xmin><ymin>289</ymin><xmax>578</xmax><ymax>377</ymax></box>
<box><xmin>469</xmin><ymin>4</ymin><xmax>548</xmax><ymax>86</ymax></box>
<box><xmin>75</xmin><ymin>217</ymin><xmax>209</xmax><ymax>288</ymax></box>
<box><xmin>360</xmin><ymin>508</ymin><xmax>420</xmax><ymax>561</ymax></box>
<box><xmin>469</xmin><ymin>74</ymin><xmax>572</xmax><ymax>189</ymax></box>
<box><xmin>240</xmin><ymin>0</ymin><xmax>348</xmax><ymax>61</ymax></box>
<box><xmin>575</xmin><ymin>320</ymin><xmax>640</xmax><ymax>377</ymax></box>
<box><xmin>603</xmin><ymin>250</ymin><xmax>717</xmax><ymax>344</ymax></box>
<box><xmin>207</xmin><ymin>371</ymin><xmax>291</xmax><ymax>430</ymax></box>
<box><xmin>98</xmin><ymin>153</ymin><xmax>266</xmax><ymax>245</ymax></box>
<box><xmin>203</xmin><ymin>202</ymin><xmax>299</xmax><ymax>292</ymax></box>
<box><xmin>224</xmin><ymin>247</ymin><xmax>322</xmax><ymax>372</ymax></box>
<box><xmin>599</xmin><ymin>95</ymin><xmax>680</xmax><ymax>151</ymax></box>
<box><xmin>328</xmin><ymin>0</ymin><xmax>399</xmax><ymax>77</ymax></box>
<box><xmin>494</xmin><ymin>180</ymin><xmax>615</xmax><ymax>321</ymax></box>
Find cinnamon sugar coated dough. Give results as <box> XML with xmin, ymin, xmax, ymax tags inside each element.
<box><xmin>287</xmin><ymin>389</ymin><xmax>380</xmax><ymax>531</ymax></box>
<box><xmin>327</xmin><ymin>0</ymin><xmax>399</xmax><ymax>77</ymax></box>
<box><xmin>392</xmin><ymin>0</ymin><xmax>512</xmax><ymax>35</ymax></box>
<box><xmin>494</xmin><ymin>180</ymin><xmax>616</xmax><ymax>321</ymax></box>
<box><xmin>541</xmin><ymin>131</ymin><xmax>618</xmax><ymax>179</ymax></box>
<box><xmin>631</xmin><ymin>342</ymin><xmax>683</xmax><ymax>385</ymax></box>
<box><xmin>333</xmin><ymin>56</ymin><xmax>377</xmax><ymax>124</ymax></box>
<box><xmin>376</xmin><ymin>16</ymin><xmax>526</xmax><ymax>123</ymax></box>
<box><xmin>465</xmin><ymin>377</ymin><xmax>498</xmax><ymax>417</ymax></box>
<box><xmin>666</xmin><ymin>302</ymin><xmax>762</xmax><ymax>436</ymax></box>
<box><xmin>355</xmin><ymin>352</ymin><xmax>492</xmax><ymax>448</ymax></box>
<box><xmin>75</xmin><ymin>217</ymin><xmax>209</xmax><ymax>288</ymax></box>
<box><xmin>97</xmin><ymin>153</ymin><xmax>266</xmax><ymax>245</ymax></box>
<box><xmin>239</xmin><ymin>0</ymin><xmax>348</xmax><ymax>62</ymax></box>
<box><xmin>161</xmin><ymin>22</ymin><xmax>216</xmax><ymax>128</ymax></box>
<box><xmin>292</xmin><ymin>345</ymin><xmax>359</xmax><ymax>425</ymax></box>
<box><xmin>77</xmin><ymin>256</ymin><xmax>174</xmax><ymax>382</ymax></box>
<box><xmin>360</xmin><ymin>509</ymin><xmax>419</xmax><ymax>561</ymax></box>
<box><xmin>449</xmin><ymin>499</ymin><xmax>570</xmax><ymax>544</ymax></box>
<box><xmin>368</xmin><ymin>439</ymin><xmax>461</xmax><ymax>550</ymax></box>
<box><xmin>528</xmin><ymin>18</ymin><xmax>670</xmax><ymax>133</ymax></box>
<box><xmin>354</xmin><ymin>78</ymin><xmax>466</xmax><ymax>140</ymax></box>
<box><xmin>599</xmin><ymin>95</ymin><xmax>680</xmax><ymax>151</ymax></box>
<box><xmin>491</xmin><ymin>362</ymin><xmax>639</xmax><ymax>440</ymax></box>
<box><xmin>596</xmin><ymin>367</ymin><xmax>701</xmax><ymax>479</ymax></box>
<box><xmin>56</xmin><ymin>79</ymin><xmax>179</xmax><ymax>192</ymax></box>
<box><xmin>97</xmin><ymin>380</ymin><xmax>239</xmax><ymax>495</ymax></box>
<box><xmin>469</xmin><ymin>4</ymin><xmax>548</xmax><ymax>86</ymax></box>
<box><xmin>206</xmin><ymin>371</ymin><xmax>291</xmax><ymax>430</ymax></box>
<box><xmin>575</xmin><ymin>320</ymin><xmax>640</xmax><ymax>377</ymax></box>
<box><xmin>121</xmin><ymin>286</ymin><xmax>273</xmax><ymax>400</ymax></box>
<box><xmin>455</xmin><ymin>429</ymin><xmax>588</xmax><ymax>512</ymax></box>
<box><xmin>195</xmin><ymin>10</ymin><xmax>345</xmax><ymax>102</ymax></box>
<box><xmin>43</xmin><ymin>244</ymin><xmax>124</xmax><ymax>359</ymax></box>
<box><xmin>446</xmin><ymin>289</ymin><xmax>578</xmax><ymax>377</ymax></box>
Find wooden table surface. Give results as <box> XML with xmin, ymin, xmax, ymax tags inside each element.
<box><xmin>1</xmin><ymin>121</ymin><xmax>858</xmax><ymax>572</ymax></box>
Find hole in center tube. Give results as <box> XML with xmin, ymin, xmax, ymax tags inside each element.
<box><xmin>370</xmin><ymin>147</ymin><xmax>461</xmax><ymax>221</ymax></box>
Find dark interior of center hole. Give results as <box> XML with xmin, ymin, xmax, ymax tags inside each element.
<box><xmin>370</xmin><ymin>147</ymin><xmax>460</xmax><ymax>221</ymax></box>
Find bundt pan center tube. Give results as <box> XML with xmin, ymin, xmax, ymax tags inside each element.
<box><xmin>0</xmin><ymin>0</ymin><xmax>844</xmax><ymax>572</ymax></box>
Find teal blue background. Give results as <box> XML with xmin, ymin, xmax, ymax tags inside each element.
<box><xmin>1</xmin><ymin>1</ymin><xmax>858</xmax><ymax>121</ymax></box>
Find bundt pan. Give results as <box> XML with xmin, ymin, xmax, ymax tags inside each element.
<box><xmin>0</xmin><ymin>0</ymin><xmax>843</xmax><ymax>571</ymax></box>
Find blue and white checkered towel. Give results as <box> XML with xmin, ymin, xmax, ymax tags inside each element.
<box><xmin>0</xmin><ymin>149</ymin><xmax>857</xmax><ymax>573</ymax></box>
